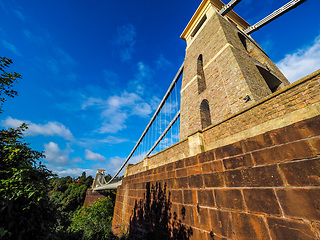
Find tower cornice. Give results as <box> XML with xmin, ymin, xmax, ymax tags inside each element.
<box><xmin>180</xmin><ymin>0</ymin><xmax>250</xmax><ymax>41</ymax></box>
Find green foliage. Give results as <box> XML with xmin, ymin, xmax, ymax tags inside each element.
<box><xmin>0</xmin><ymin>57</ymin><xmax>118</xmax><ymax>239</ymax></box>
<box><xmin>48</xmin><ymin>173</ymin><xmax>93</xmax><ymax>238</ymax></box>
<box><xmin>69</xmin><ymin>197</ymin><xmax>115</xmax><ymax>240</ymax></box>
<box><xmin>0</xmin><ymin>125</ymin><xmax>57</xmax><ymax>240</ymax></box>
<box><xmin>0</xmin><ymin>57</ymin><xmax>21</xmax><ymax>112</ymax></box>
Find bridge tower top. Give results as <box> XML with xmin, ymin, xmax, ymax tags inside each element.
<box><xmin>179</xmin><ymin>0</ymin><xmax>290</xmax><ymax>140</ymax></box>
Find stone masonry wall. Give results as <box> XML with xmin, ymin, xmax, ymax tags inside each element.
<box><xmin>112</xmin><ymin>70</ymin><xmax>320</xmax><ymax>239</ymax></box>
<box><xmin>112</xmin><ymin>113</ymin><xmax>320</xmax><ymax>239</ymax></box>
<box><xmin>83</xmin><ymin>189</ymin><xmax>106</xmax><ymax>207</ymax></box>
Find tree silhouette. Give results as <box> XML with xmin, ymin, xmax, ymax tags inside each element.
<box><xmin>128</xmin><ymin>182</ymin><xmax>193</xmax><ymax>240</ymax></box>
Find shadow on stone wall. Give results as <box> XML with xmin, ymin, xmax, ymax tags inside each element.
<box><xmin>127</xmin><ymin>182</ymin><xmax>193</xmax><ymax>240</ymax></box>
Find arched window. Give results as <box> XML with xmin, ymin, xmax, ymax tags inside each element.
<box><xmin>256</xmin><ymin>66</ymin><xmax>282</xmax><ymax>93</ymax></box>
<box><xmin>197</xmin><ymin>54</ymin><xmax>206</xmax><ymax>94</ymax></box>
<box><xmin>200</xmin><ymin>99</ymin><xmax>211</xmax><ymax>129</ymax></box>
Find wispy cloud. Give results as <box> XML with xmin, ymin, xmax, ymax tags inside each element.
<box><xmin>128</xmin><ymin>61</ymin><xmax>154</xmax><ymax>94</ymax></box>
<box><xmin>98</xmin><ymin>136</ymin><xmax>128</xmax><ymax>144</ymax></box>
<box><xmin>54</xmin><ymin>47</ymin><xmax>76</xmax><ymax>66</ymax></box>
<box><xmin>85</xmin><ymin>149</ymin><xmax>106</xmax><ymax>161</ymax></box>
<box><xmin>1</xmin><ymin>117</ymin><xmax>74</xmax><ymax>140</ymax></box>
<box><xmin>277</xmin><ymin>34</ymin><xmax>320</xmax><ymax>82</ymax></box>
<box><xmin>98</xmin><ymin>91</ymin><xmax>153</xmax><ymax>133</ymax></box>
<box><xmin>1</xmin><ymin>40</ymin><xmax>22</xmax><ymax>56</ymax></box>
<box><xmin>23</xmin><ymin>29</ymin><xmax>48</xmax><ymax>45</ymax></box>
<box><xmin>114</xmin><ymin>24</ymin><xmax>136</xmax><ymax>61</ymax></box>
<box><xmin>40</xmin><ymin>47</ymin><xmax>76</xmax><ymax>80</ymax></box>
<box><xmin>155</xmin><ymin>54</ymin><xmax>172</xmax><ymax>70</ymax></box>
<box><xmin>13</xmin><ymin>9</ymin><xmax>25</xmax><ymax>21</ymax></box>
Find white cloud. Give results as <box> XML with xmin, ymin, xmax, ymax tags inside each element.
<box><xmin>1</xmin><ymin>40</ymin><xmax>21</xmax><ymax>56</ymax></box>
<box><xmin>85</xmin><ymin>149</ymin><xmax>106</xmax><ymax>161</ymax></box>
<box><xmin>114</xmin><ymin>24</ymin><xmax>136</xmax><ymax>61</ymax></box>
<box><xmin>44</xmin><ymin>142</ymin><xmax>70</xmax><ymax>164</ymax></box>
<box><xmin>277</xmin><ymin>35</ymin><xmax>320</xmax><ymax>82</ymax></box>
<box><xmin>95</xmin><ymin>91</ymin><xmax>153</xmax><ymax>133</ymax></box>
<box><xmin>1</xmin><ymin>117</ymin><xmax>74</xmax><ymax>140</ymax></box>
<box><xmin>99</xmin><ymin>111</ymin><xmax>128</xmax><ymax>133</ymax></box>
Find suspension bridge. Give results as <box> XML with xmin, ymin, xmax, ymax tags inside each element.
<box><xmin>91</xmin><ymin>0</ymin><xmax>308</xmax><ymax>191</ymax></box>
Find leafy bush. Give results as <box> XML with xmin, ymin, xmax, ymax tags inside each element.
<box><xmin>69</xmin><ymin>197</ymin><xmax>115</xmax><ymax>240</ymax></box>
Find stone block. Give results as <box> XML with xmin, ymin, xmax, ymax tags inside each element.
<box><xmin>187</xmin><ymin>164</ymin><xmax>202</xmax><ymax>175</ymax></box>
<box><xmin>187</xmin><ymin>175</ymin><xmax>203</xmax><ymax>189</ymax></box>
<box><xmin>176</xmin><ymin>168</ymin><xmax>188</xmax><ymax>178</ymax></box>
<box><xmin>176</xmin><ymin>177</ymin><xmax>189</xmax><ymax>189</ymax></box>
<box><xmin>181</xmin><ymin>205</ymin><xmax>195</xmax><ymax>226</ymax></box>
<box><xmin>215</xmin><ymin>141</ymin><xmax>243</xmax><ymax>159</ymax></box>
<box><xmin>185</xmin><ymin>156</ymin><xmax>199</xmax><ymax>167</ymax></box>
<box><xmin>208</xmin><ymin>209</ymin><xmax>233</xmax><ymax>239</ymax></box>
<box><xmin>203</xmin><ymin>172</ymin><xmax>225</xmax><ymax>188</ymax></box>
<box><xmin>183</xmin><ymin>189</ymin><xmax>197</xmax><ymax>205</ymax></box>
<box><xmin>171</xmin><ymin>190</ymin><xmax>183</xmax><ymax>203</ymax></box>
<box><xmin>252</xmin><ymin>140</ymin><xmax>316</xmax><ymax>165</ymax></box>
<box><xmin>296</xmin><ymin>115</ymin><xmax>320</xmax><ymax>138</ymax></box>
<box><xmin>167</xmin><ymin>170</ymin><xmax>176</xmax><ymax>179</ymax></box>
<box><xmin>202</xmin><ymin>160</ymin><xmax>223</xmax><ymax>173</ymax></box>
<box><xmin>198</xmin><ymin>189</ymin><xmax>215</xmax><ymax>207</ymax></box>
<box><xmin>279</xmin><ymin>158</ymin><xmax>320</xmax><ymax>186</ymax></box>
<box><xmin>310</xmin><ymin>136</ymin><xmax>320</xmax><ymax>154</ymax></box>
<box><xmin>195</xmin><ymin>207</ymin><xmax>211</xmax><ymax>231</ymax></box>
<box><xmin>243</xmin><ymin>188</ymin><xmax>281</xmax><ymax>216</ymax></box>
<box><xmin>232</xmin><ymin>212</ymin><xmax>270</xmax><ymax>240</ymax></box>
<box><xmin>267</xmin><ymin>217</ymin><xmax>317</xmax><ymax>240</ymax></box>
<box><xmin>215</xmin><ymin>189</ymin><xmax>245</xmax><ymax>211</ymax></box>
<box><xmin>175</xmin><ymin>159</ymin><xmax>185</xmax><ymax>169</ymax></box>
<box><xmin>270</xmin><ymin>124</ymin><xmax>308</xmax><ymax>145</ymax></box>
<box><xmin>166</xmin><ymin>162</ymin><xmax>175</xmax><ymax>172</ymax></box>
<box><xmin>223</xmin><ymin>153</ymin><xmax>254</xmax><ymax>170</ymax></box>
<box><xmin>242</xmin><ymin>132</ymin><xmax>275</xmax><ymax>152</ymax></box>
<box><xmin>277</xmin><ymin>188</ymin><xmax>320</xmax><ymax>221</ymax></box>
<box><xmin>224</xmin><ymin>165</ymin><xmax>284</xmax><ymax>187</ymax></box>
<box><xmin>200</xmin><ymin>149</ymin><xmax>215</xmax><ymax>163</ymax></box>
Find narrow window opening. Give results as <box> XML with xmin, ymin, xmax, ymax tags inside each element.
<box><xmin>200</xmin><ymin>99</ymin><xmax>212</xmax><ymax>129</ymax></box>
<box><xmin>191</xmin><ymin>15</ymin><xmax>207</xmax><ymax>37</ymax></box>
<box><xmin>238</xmin><ymin>32</ymin><xmax>247</xmax><ymax>50</ymax></box>
<box><xmin>256</xmin><ymin>66</ymin><xmax>282</xmax><ymax>93</ymax></box>
<box><xmin>197</xmin><ymin>54</ymin><xmax>206</xmax><ymax>94</ymax></box>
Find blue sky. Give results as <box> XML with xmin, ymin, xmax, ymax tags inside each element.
<box><xmin>1</xmin><ymin>0</ymin><xmax>320</xmax><ymax>178</ymax></box>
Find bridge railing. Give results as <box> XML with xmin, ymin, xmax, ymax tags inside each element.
<box><xmin>104</xmin><ymin>62</ymin><xmax>184</xmax><ymax>185</ymax></box>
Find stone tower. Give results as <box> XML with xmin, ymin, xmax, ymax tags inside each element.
<box><xmin>179</xmin><ymin>0</ymin><xmax>290</xmax><ymax>140</ymax></box>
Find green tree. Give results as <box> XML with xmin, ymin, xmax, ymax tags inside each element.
<box><xmin>0</xmin><ymin>57</ymin><xmax>58</xmax><ymax>239</ymax></box>
<box><xmin>68</xmin><ymin>197</ymin><xmax>116</xmax><ymax>240</ymax></box>
<box><xmin>0</xmin><ymin>125</ymin><xmax>57</xmax><ymax>239</ymax></box>
<box><xmin>48</xmin><ymin>173</ymin><xmax>94</xmax><ymax>238</ymax></box>
<box><xmin>0</xmin><ymin>57</ymin><xmax>21</xmax><ymax>113</ymax></box>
